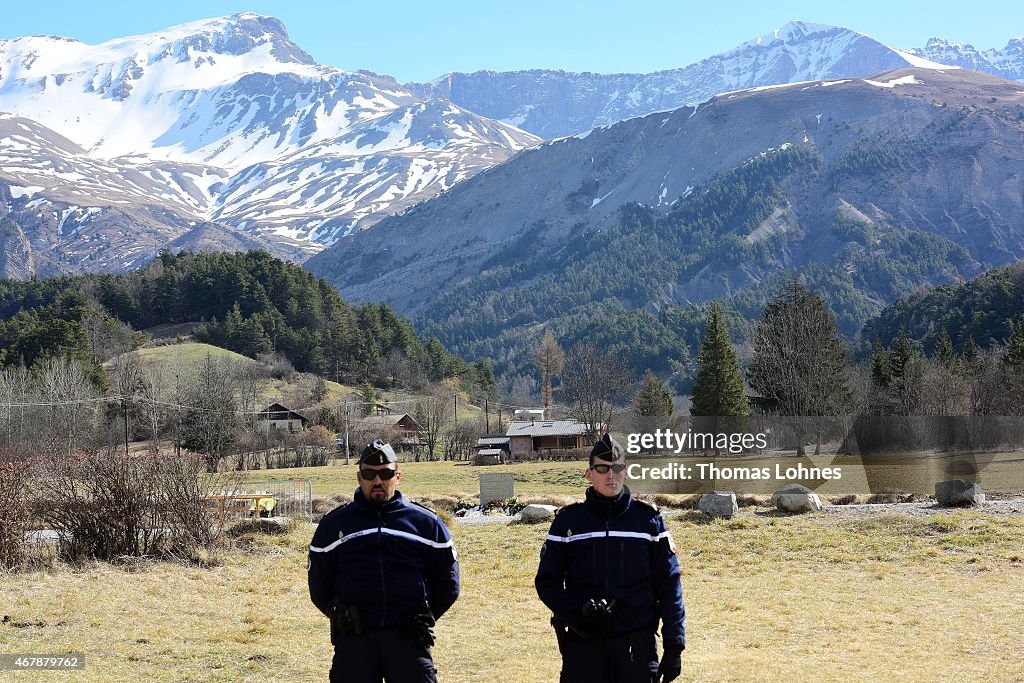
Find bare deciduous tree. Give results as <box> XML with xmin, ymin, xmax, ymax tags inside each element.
<box><xmin>918</xmin><ymin>361</ymin><xmax>972</xmax><ymax>416</ymax></box>
<box><xmin>177</xmin><ymin>354</ymin><xmax>240</xmax><ymax>472</ymax></box>
<box><xmin>0</xmin><ymin>366</ymin><xmax>32</xmax><ymax>448</ymax></box>
<box><xmin>442</xmin><ymin>419</ymin><xmax>480</xmax><ymax>462</ymax></box>
<box><xmin>748</xmin><ymin>282</ymin><xmax>849</xmax><ymax>455</ymax></box>
<box><xmin>31</xmin><ymin>357</ymin><xmax>101</xmax><ymax>459</ymax></box>
<box><xmin>560</xmin><ymin>344</ymin><xmax>635</xmax><ymax>439</ymax></box>
<box><xmin>414</xmin><ymin>386</ymin><xmax>453</xmax><ymax>462</ymax></box>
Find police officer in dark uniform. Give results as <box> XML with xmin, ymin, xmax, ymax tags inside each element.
<box><xmin>536</xmin><ymin>433</ymin><xmax>685</xmax><ymax>682</ymax></box>
<box><xmin>309</xmin><ymin>439</ymin><xmax>460</xmax><ymax>682</ymax></box>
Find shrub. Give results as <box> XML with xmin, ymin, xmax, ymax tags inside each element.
<box><xmin>33</xmin><ymin>450</ymin><xmax>224</xmax><ymax>563</ymax></box>
<box><xmin>0</xmin><ymin>449</ymin><xmax>35</xmax><ymax>570</ymax></box>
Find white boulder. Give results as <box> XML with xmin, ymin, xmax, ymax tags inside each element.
<box><xmin>771</xmin><ymin>484</ymin><xmax>823</xmax><ymax>513</ymax></box>
<box><xmin>519</xmin><ymin>504</ymin><xmax>558</xmax><ymax>523</ymax></box>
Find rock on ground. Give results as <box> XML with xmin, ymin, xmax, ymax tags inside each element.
<box><xmin>772</xmin><ymin>484</ymin><xmax>823</xmax><ymax>513</ymax></box>
<box><xmin>519</xmin><ymin>504</ymin><xmax>558</xmax><ymax>524</ymax></box>
<box><xmin>935</xmin><ymin>480</ymin><xmax>985</xmax><ymax>506</ymax></box>
<box><xmin>699</xmin><ymin>491</ymin><xmax>738</xmax><ymax>519</ymax></box>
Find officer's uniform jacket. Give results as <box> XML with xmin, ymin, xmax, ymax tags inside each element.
<box><xmin>535</xmin><ymin>486</ymin><xmax>685</xmax><ymax>650</ymax></box>
<box><xmin>309</xmin><ymin>489</ymin><xmax>460</xmax><ymax>628</ymax></box>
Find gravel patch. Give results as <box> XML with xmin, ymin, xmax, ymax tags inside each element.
<box><xmin>821</xmin><ymin>498</ymin><xmax>1024</xmax><ymax>519</ymax></box>
<box><xmin>455</xmin><ymin>498</ymin><xmax>1024</xmax><ymax>524</ymax></box>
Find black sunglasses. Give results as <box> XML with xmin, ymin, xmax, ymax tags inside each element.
<box><xmin>360</xmin><ymin>468</ymin><xmax>397</xmax><ymax>481</ymax></box>
<box><xmin>590</xmin><ymin>463</ymin><xmax>626</xmax><ymax>474</ymax></box>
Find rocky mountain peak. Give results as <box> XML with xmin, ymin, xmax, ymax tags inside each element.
<box><xmin>747</xmin><ymin>20</ymin><xmax>852</xmax><ymax>46</ymax></box>
<box><xmin>139</xmin><ymin>12</ymin><xmax>315</xmax><ymax>66</ymax></box>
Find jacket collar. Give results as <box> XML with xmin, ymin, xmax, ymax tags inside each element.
<box><xmin>585</xmin><ymin>485</ymin><xmax>632</xmax><ymax>518</ymax></box>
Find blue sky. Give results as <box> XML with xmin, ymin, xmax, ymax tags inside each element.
<box><xmin>1</xmin><ymin>0</ymin><xmax>1021</xmax><ymax>82</ymax></box>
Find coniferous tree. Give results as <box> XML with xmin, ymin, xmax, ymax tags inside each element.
<box><xmin>1002</xmin><ymin>316</ymin><xmax>1024</xmax><ymax>373</ymax></box>
<box><xmin>310</xmin><ymin>376</ymin><xmax>329</xmax><ymax>403</ymax></box>
<box><xmin>870</xmin><ymin>337</ymin><xmax>894</xmax><ymax>388</ymax></box>
<box><xmin>360</xmin><ymin>381</ymin><xmax>376</xmax><ymax>416</ymax></box>
<box><xmin>472</xmin><ymin>358</ymin><xmax>498</xmax><ymax>403</ymax></box>
<box><xmin>997</xmin><ymin>316</ymin><xmax>1024</xmax><ymax>414</ymax></box>
<box><xmin>634</xmin><ymin>369</ymin><xmax>674</xmax><ymax>418</ymax></box>
<box><xmin>690</xmin><ymin>303</ymin><xmax>748</xmax><ymax>417</ymax></box>
<box><xmin>935</xmin><ymin>328</ymin><xmax>956</xmax><ymax>369</ymax></box>
<box><xmin>961</xmin><ymin>336</ymin><xmax>979</xmax><ymax>365</ymax></box>
<box><xmin>872</xmin><ymin>327</ymin><xmax>925</xmax><ymax>415</ymax></box>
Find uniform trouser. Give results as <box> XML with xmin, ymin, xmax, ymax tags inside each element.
<box><xmin>330</xmin><ymin>627</ymin><xmax>437</xmax><ymax>683</ymax></box>
<box><xmin>559</xmin><ymin>630</ymin><xmax>659</xmax><ymax>683</ymax></box>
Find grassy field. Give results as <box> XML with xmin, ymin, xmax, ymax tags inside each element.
<box><xmin>3</xmin><ymin>508</ymin><xmax>1023</xmax><ymax>681</ymax></box>
<box><xmin>252</xmin><ymin>452</ymin><xmax>1024</xmax><ymax>502</ymax></box>
<box><xmin>256</xmin><ymin>460</ymin><xmax>592</xmax><ymax>499</ymax></box>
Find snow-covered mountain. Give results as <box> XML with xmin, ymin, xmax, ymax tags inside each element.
<box><xmin>410</xmin><ymin>21</ymin><xmax>950</xmax><ymax>139</ymax></box>
<box><xmin>210</xmin><ymin>99</ymin><xmax>537</xmax><ymax>242</ymax></box>
<box><xmin>908</xmin><ymin>37</ymin><xmax>1024</xmax><ymax>81</ymax></box>
<box><xmin>0</xmin><ymin>13</ymin><xmax>538</xmax><ymax>274</ymax></box>
<box><xmin>0</xmin><ymin>14</ymin><xmax>411</xmax><ymax>169</ymax></box>
<box><xmin>3</xmin><ymin>13</ymin><xmax>1020</xmax><ymax>279</ymax></box>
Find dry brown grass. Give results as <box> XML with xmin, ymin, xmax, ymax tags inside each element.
<box><xmin>521</xmin><ymin>493</ymin><xmax>578</xmax><ymax>507</ymax></box>
<box><xmin>827</xmin><ymin>493</ymin><xmax>866</xmax><ymax>505</ymax></box>
<box><xmin>3</xmin><ymin>510</ymin><xmax>1024</xmax><ymax>681</ymax></box>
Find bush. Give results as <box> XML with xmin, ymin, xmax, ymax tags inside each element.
<box><xmin>33</xmin><ymin>450</ymin><xmax>224</xmax><ymax>563</ymax></box>
<box><xmin>0</xmin><ymin>449</ymin><xmax>35</xmax><ymax>570</ymax></box>
<box><xmin>257</xmin><ymin>353</ymin><xmax>296</xmax><ymax>381</ymax></box>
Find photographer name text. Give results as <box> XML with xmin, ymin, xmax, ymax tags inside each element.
<box><xmin>626</xmin><ymin>462</ymin><xmax>842</xmax><ymax>481</ymax></box>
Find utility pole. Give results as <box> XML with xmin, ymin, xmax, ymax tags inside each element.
<box><xmin>344</xmin><ymin>400</ymin><xmax>351</xmax><ymax>466</ymax></box>
<box><xmin>122</xmin><ymin>396</ymin><xmax>130</xmax><ymax>457</ymax></box>
<box><xmin>485</xmin><ymin>399</ymin><xmax>490</xmax><ymax>433</ymax></box>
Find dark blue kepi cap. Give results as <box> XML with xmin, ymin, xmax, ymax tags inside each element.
<box><xmin>590</xmin><ymin>433</ymin><xmax>624</xmax><ymax>461</ymax></box>
<box><xmin>359</xmin><ymin>439</ymin><xmax>397</xmax><ymax>465</ymax></box>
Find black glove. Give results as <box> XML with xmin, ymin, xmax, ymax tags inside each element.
<box><xmin>658</xmin><ymin>647</ymin><xmax>682</xmax><ymax>683</ymax></box>
<box><xmin>578</xmin><ymin>598</ymin><xmax>616</xmax><ymax>637</ymax></box>
<box><xmin>403</xmin><ymin>611</ymin><xmax>436</xmax><ymax>648</ymax></box>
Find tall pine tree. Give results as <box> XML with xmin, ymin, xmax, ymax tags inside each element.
<box><xmin>935</xmin><ymin>328</ymin><xmax>956</xmax><ymax>369</ymax></box>
<box><xmin>690</xmin><ymin>303</ymin><xmax>748</xmax><ymax>417</ymax></box>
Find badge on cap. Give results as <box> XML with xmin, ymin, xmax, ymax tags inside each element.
<box><xmin>359</xmin><ymin>439</ymin><xmax>398</xmax><ymax>465</ymax></box>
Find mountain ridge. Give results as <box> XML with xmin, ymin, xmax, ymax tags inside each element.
<box><xmin>3</xmin><ymin>14</ymin><xmax>1023</xmax><ymax>281</ymax></box>
<box><xmin>305</xmin><ymin>67</ymin><xmax>1024</xmax><ymax>382</ymax></box>
<box><xmin>407</xmin><ymin>21</ymin><xmax>954</xmax><ymax>139</ymax></box>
